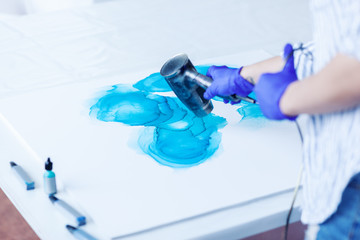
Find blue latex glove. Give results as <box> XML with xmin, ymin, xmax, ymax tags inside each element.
<box><xmin>254</xmin><ymin>43</ymin><xmax>298</xmax><ymax>120</ymax></box>
<box><xmin>203</xmin><ymin>66</ymin><xmax>254</xmax><ymax>103</ymax></box>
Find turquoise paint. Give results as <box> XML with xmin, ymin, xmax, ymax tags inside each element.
<box><xmin>138</xmin><ymin>109</ymin><xmax>226</xmax><ymax>168</ymax></box>
<box><xmin>44</xmin><ymin>171</ymin><xmax>55</xmax><ymax>178</ymax></box>
<box><xmin>44</xmin><ymin>158</ymin><xmax>57</xmax><ymax>195</ymax></box>
<box><xmin>194</xmin><ymin>65</ymin><xmax>210</xmax><ymax>76</ymax></box>
<box><xmin>90</xmin><ymin>65</ymin><xmax>265</xmax><ymax>168</ymax></box>
<box><xmin>236</xmin><ymin>92</ymin><xmax>267</xmax><ymax>126</ymax></box>
<box><xmin>133</xmin><ymin>72</ymin><xmax>172</xmax><ymax>92</ymax></box>
<box><xmin>90</xmin><ymin>85</ymin><xmax>187</xmax><ymax>127</ymax></box>
<box><xmin>90</xmin><ymin>66</ymin><xmax>226</xmax><ymax>168</ymax></box>
<box><xmin>138</xmin><ymin>127</ymin><xmax>222</xmax><ymax>168</ymax></box>
<box><xmin>237</xmin><ymin>102</ymin><xmax>264</xmax><ymax>120</ymax></box>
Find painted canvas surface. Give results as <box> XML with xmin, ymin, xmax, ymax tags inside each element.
<box><xmin>0</xmin><ymin>51</ymin><xmax>302</xmax><ymax>238</ymax></box>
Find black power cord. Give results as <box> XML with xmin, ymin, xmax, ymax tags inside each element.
<box><xmin>283</xmin><ymin>119</ymin><xmax>304</xmax><ymax>240</ymax></box>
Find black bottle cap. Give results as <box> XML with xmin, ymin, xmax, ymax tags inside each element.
<box><xmin>45</xmin><ymin>158</ymin><xmax>53</xmax><ymax>171</ymax></box>
<box><xmin>49</xmin><ymin>195</ymin><xmax>58</xmax><ymax>203</ymax></box>
<box><xmin>66</xmin><ymin>225</ymin><xmax>77</xmax><ymax>233</ymax></box>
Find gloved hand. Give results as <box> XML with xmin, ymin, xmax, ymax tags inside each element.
<box><xmin>203</xmin><ymin>66</ymin><xmax>254</xmax><ymax>103</ymax></box>
<box><xmin>254</xmin><ymin>43</ymin><xmax>298</xmax><ymax>120</ymax></box>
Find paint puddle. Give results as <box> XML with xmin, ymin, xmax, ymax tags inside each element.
<box><xmin>236</xmin><ymin>92</ymin><xmax>268</xmax><ymax>127</ymax></box>
<box><xmin>90</xmin><ymin>66</ymin><xmax>227</xmax><ymax>168</ymax></box>
<box><xmin>90</xmin><ymin>66</ymin><xmax>266</xmax><ymax>168</ymax></box>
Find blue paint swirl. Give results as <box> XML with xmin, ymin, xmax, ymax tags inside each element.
<box><xmin>90</xmin><ymin>65</ymin><xmax>267</xmax><ymax>168</ymax></box>
<box><xmin>138</xmin><ymin>115</ymin><xmax>225</xmax><ymax>168</ymax></box>
<box><xmin>90</xmin><ymin>66</ymin><xmax>227</xmax><ymax>168</ymax></box>
<box><xmin>133</xmin><ymin>72</ymin><xmax>172</xmax><ymax>92</ymax></box>
<box><xmin>236</xmin><ymin>92</ymin><xmax>267</xmax><ymax>127</ymax></box>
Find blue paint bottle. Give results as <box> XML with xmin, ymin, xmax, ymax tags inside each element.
<box><xmin>44</xmin><ymin>158</ymin><xmax>57</xmax><ymax>195</ymax></box>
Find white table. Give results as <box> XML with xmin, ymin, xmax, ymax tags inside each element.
<box><xmin>0</xmin><ymin>0</ymin><xmax>311</xmax><ymax>239</ymax></box>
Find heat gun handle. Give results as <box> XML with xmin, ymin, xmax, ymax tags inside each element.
<box><xmin>195</xmin><ymin>73</ymin><xmax>257</xmax><ymax>104</ymax></box>
<box><xmin>227</xmin><ymin>94</ymin><xmax>257</xmax><ymax>104</ymax></box>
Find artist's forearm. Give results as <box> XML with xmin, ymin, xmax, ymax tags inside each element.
<box><xmin>240</xmin><ymin>56</ymin><xmax>283</xmax><ymax>84</ymax></box>
<box><xmin>280</xmin><ymin>54</ymin><xmax>360</xmax><ymax>116</ymax></box>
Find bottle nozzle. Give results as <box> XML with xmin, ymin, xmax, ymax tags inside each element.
<box><xmin>45</xmin><ymin>157</ymin><xmax>53</xmax><ymax>171</ymax></box>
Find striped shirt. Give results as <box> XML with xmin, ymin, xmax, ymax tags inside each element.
<box><xmin>293</xmin><ymin>0</ymin><xmax>360</xmax><ymax>224</ymax></box>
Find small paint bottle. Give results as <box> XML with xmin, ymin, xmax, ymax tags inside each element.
<box><xmin>44</xmin><ymin>158</ymin><xmax>57</xmax><ymax>195</ymax></box>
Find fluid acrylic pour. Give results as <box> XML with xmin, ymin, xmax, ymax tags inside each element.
<box><xmin>90</xmin><ymin>66</ymin><xmax>265</xmax><ymax>168</ymax></box>
<box><xmin>236</xmin><ymin>92</ymin><xmax>267</xmax><ymax>127</ymax></box>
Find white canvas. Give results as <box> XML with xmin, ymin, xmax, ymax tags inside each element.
<box><xmin>0</xmin><ymin>50</ymin><xmax>302</xmax><ymax>238</ymax></box>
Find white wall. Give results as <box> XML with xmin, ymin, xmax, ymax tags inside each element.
<box><xmin>0</xmin><ymin>0</ymin><xmax>96</xmax><ymax>15</ymax></box>
<box><xmin>0</xmin><ymin>0</ymin><xmax>27</xmax><ymax>15</ymax></box>
<box><xmin>25</xmin><ymin>0</ymin><xmax>93</xmax><ymax>14</ymax></box>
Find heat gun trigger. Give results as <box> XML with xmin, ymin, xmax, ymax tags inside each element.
<box><xmin>195</xmin><ymin>73</ymin><xmax>257</xmax><ymax>104</ymax></box>
<box><xmin>222</xmin><ymin>46</ymin><xmax>301</xmax><ymax>105</ymax></box>
<box><xmin>224</xmin><ymin>94</ymin><xmax>257</xmax><ymax>104</ymax></box>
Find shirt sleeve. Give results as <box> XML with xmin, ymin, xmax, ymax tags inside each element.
<box><xmin>293</xmin><ymin>42</ymin><xmax>315</xmax><ymax>80</ymax></box>
<box><xmin>341</xmin><ymin>5</ymin><xmax>360</xmax><ymax>61</ymax></box>
<box><xmin>336</xmin><ymin>0</ymin><xmax>360</xmax><ymax>61</ymax></box>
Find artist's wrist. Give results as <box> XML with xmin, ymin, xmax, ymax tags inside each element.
<box><xmin>234</xmin><ymin>67</ymin><xmax>254</xmax><ymax>96</ymax></box>
<box><xmin>279</xmin><ymin>81</ymin><xmax>299</xmax><ymax>117</ymax></box>
<box><xmin>239</xmin><ymin>66</ymin><xmax>256</xmax><ymax>85</ymax></box>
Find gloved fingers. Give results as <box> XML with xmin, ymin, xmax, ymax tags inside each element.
<box><xmin>206</xmin><ymin>65</ymin><xmax>217</xmax><ymax>78</ymax></box>
<box><xmin>283</xmin><ymin>43</ymin><xmax>293</xmax><ymax>59</ymax></box>
<box><xmin>206</xmin><ymin>65</ymin><xmax>229</xmax><ymax>78</ymax></box>
<box><xmin>203</xmin><ymin>86</ymin><xmax>217</xmax><ymax>100</ymax></box>
<box><xmin>282</xmin><ymin>43</ymin><xmax>295</xmax><ymax>72</ymax></box>
<box><xmin>223</xmin><ymin>99</ymin><xmax>230</xmax><ymax>104</ymax></box>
